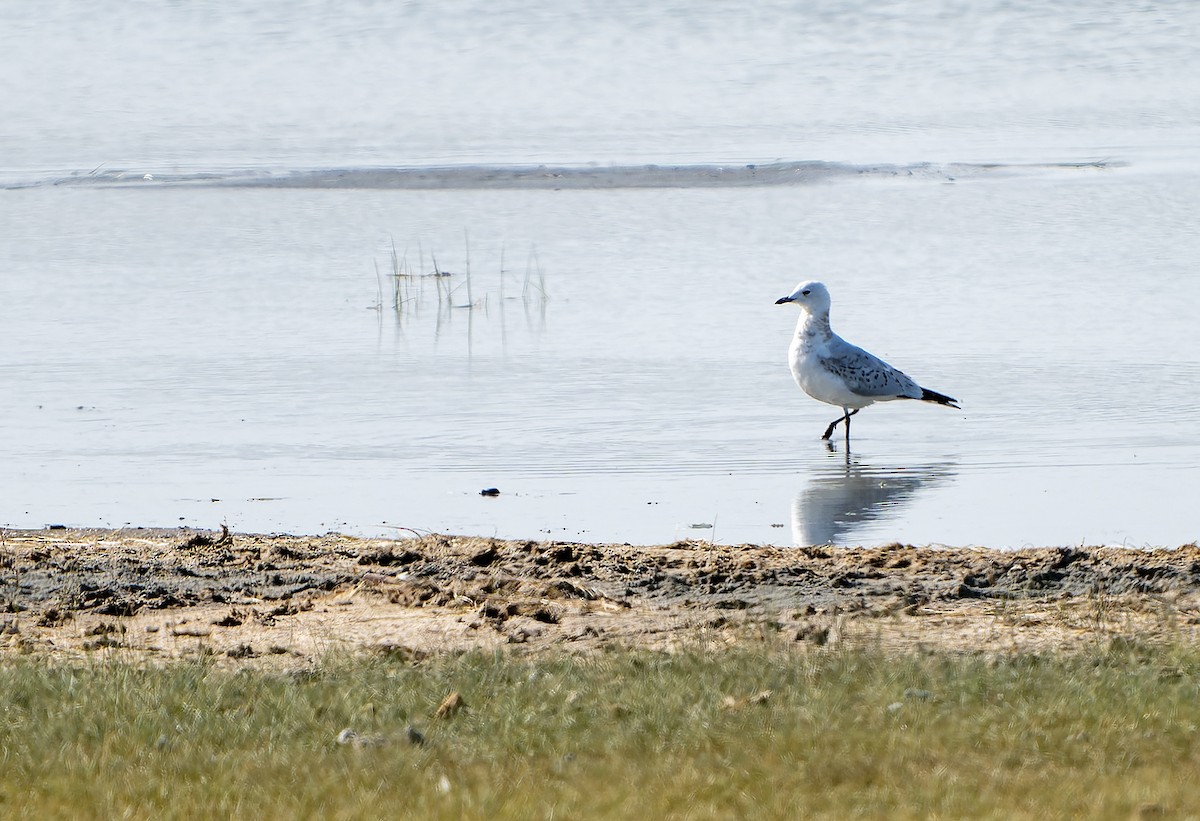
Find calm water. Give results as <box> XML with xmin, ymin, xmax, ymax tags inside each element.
<box><xmin>2</xmin><ymin>1</ymin><xmax>1199</xmax><ymax>547</ymax></box>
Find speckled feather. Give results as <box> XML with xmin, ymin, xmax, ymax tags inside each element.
<box><xmin>818</xmin><ymin>346</ymin><xmax>921</xmax><ymax>399</ymax></box>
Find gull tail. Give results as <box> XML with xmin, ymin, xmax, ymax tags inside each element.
<box><xmin>920</xmin><ymin>388</ymin><xmax>960</xmax><ymax>409</ymax></box>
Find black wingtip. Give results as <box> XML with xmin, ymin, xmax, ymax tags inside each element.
<box><xmin>920</xmin><ymin>388</ymin><xmax>960</xmax><ymax>409</ymax></box>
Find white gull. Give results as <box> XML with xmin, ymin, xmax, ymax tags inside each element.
<box><xmin>775</xmin><ymin>280</ymin><xmax>959</xmax><ymax>442</ymax></box>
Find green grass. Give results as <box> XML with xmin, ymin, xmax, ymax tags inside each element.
<box><xmin>1</xmin><ymin>644</ymin><xmax>1198</xmax><ymax>819</ymax></box>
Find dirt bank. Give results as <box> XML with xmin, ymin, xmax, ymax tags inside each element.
<box><xmin>2</xmin><ymin>528</ymin><xmax>1198</xmax><ymax>667</ymax></box>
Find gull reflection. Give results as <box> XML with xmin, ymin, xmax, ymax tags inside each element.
<box><xmin>791</xmin><ymin>447</ymin><xmax>956</xmax><ymax>546</ymax></box>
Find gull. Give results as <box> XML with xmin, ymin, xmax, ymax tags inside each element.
<box><xmin>775</xmin><ymin>281</ymin><xmax>959</xmax><ymax>442</ymax></box>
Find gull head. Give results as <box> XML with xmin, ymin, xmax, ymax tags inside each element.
<box><xmin>775</xmin><ymin>280</ymin><xmax>830</xmax><ymax>313</ymax></box>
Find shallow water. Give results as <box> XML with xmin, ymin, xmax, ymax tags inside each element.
<box><xmin>2</xmin><ymin>0</ymin><xmax>1197</xmax><ymax>171</ymax></box>
<box><xmin>2</xmin><ymin>2</ymin><xmax>1199</xmax><ymax>547</ymax></box>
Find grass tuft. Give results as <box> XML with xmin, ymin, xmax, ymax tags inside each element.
<box><xmin>377</xmin><ymin>237</ymin><xmax>547</xmax><ymax>327</ymax></box>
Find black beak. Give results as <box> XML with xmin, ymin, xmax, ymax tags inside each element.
<box><xmin>775</xmin><ymin>296</ymin><xmax>792</xmax><ymax>305</ymax></box>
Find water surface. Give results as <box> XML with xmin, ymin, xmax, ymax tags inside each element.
<box><xmin>2</xmin><ymin>1</ymin><xmax>1198</xmax><ymax>547</ymax></box>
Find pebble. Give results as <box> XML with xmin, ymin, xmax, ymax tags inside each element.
<box><xmin>336</xmin><ymin>727</ymin><xmax>389</xmax><ymax>748</ymax></box>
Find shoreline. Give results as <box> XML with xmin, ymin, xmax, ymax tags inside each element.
<box><xmin>3</xmin><ymin>527</ymin><xmax>1198</xmax><ymax>667</ymax></box>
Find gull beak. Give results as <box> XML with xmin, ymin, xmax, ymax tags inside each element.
<box><xmin>775</xmin><ymin>296</ymin><xmax>793</xmax><ymax>305</ymax></box>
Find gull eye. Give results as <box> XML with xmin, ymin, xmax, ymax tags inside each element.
<box><xmin>801</xmin><ymin>289</ymin><xmax>811</xmax><ymax>296</ymax></box>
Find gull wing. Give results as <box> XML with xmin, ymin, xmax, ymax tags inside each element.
<box><xmin>818</xmin><ymin>342</ymin><xmax>921</xmax><ymax>399</ymax></box>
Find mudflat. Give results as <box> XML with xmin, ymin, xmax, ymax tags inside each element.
<box><xmin>2</xmin><ymin>528</ymin><xmax>1198</xmax><ymax>666</ymax></box>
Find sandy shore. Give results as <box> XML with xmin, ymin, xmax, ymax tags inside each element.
<box><xmin>2</xmin><ymin>528</ymin><xmax>1198</xmax><ymax>667</ymax></box>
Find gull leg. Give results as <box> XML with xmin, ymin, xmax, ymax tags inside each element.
<box><xmin>820</xmin><ymin>408</ymin><xmax>859</xmax><ymax>441</ymax></box>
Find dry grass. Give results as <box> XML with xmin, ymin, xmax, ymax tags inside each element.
<box><xmin>2</xmin><ymin>643</ymin><xmax>1199</xmax><ymax>819</ymax></box>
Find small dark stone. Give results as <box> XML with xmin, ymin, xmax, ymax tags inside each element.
<box><xmin>527</xmin><ymin>606</ymin><xmax>561</xmax><ymax>624</ymax></box>
<box><xmin>954</xmin><ymin>583</ymin><xmax>987</xmax><ymax>599</ymax></box>
<box><xmin>713</xmin><ymin>598</ymin><xmax>750</xmax><ymax>610</ymax></box>
<box><xmin>213</xmin><ymin>611</ymin><xmax>245</xmax><ymax>627</ymax></box>
<box><xmin>550</xmin><ymin>545</ymin><xmax>576</xmax><ymax>563</ymax></box>
<box><xmin>480</xmin><ymin>488</ymin><xmax>501</xmax><ymax>497</ymax></box>
<box><xmin>470</xmin><ymin>546</ymin><xmax>499</xmax><ymax>566</ymax></box>
<box><xmin>358</xmin><ymin>549</ymin><xmax>422</xmax><ymax>567</ymax></box>
<box><xmin>95</xmin><ymin>599</ymin><xmax>141</xmax><ymax>618</ymax></box>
